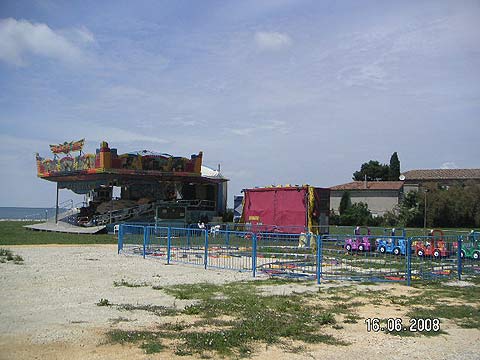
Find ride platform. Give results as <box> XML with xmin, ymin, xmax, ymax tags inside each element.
<box><xmin>24</xmin><ymin>222</ymin><xmax>107</xmax><ymax>234</ymax></box>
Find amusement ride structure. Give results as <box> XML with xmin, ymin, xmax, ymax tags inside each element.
<box><xmin>31</xmin><ymin>139</ymin><xmax>228</xmax><ymax>233</ymax></box>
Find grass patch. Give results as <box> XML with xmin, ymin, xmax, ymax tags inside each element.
<box><xmin>140</xmin><ymin>341</ymin><xmax>165</xmax><ymax>354</ymax></box>
<box><xmin>163</xmin><ymin>282</ymin><xmax>222</xmax><ymax>301</ymax></box>
<box><xmin>117</xmin><ymin>303</ymin><xmax>178</xmax><ymax>316</ymax></box>
<box><xmin>383</xmin><ymin>281</ymin><xmax>480</xmax><ymax>333</ymax></box>
<box><xmin>407</xmin><ymin>304</ymin><xmax>480</xmax><ymax>329</ymax></box>
<box><xmin>0</xmin><ymin>221</ymin><xmax>115</xmax><ymax>245</ymax></box>
<box><xmin>107</xmin><ymin>280</ymin><xmax>347</xmax><ymax>357</ymax></box>
<box><xmin>104</xmin><ymin>278</ymin><xmax>480</xmax><ymax>356</ymax></box>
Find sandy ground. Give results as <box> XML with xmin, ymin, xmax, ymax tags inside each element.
<box><xmin>0</xmin><ymin>245</ymin><xmax>479</xmax><ymax>360</ymax></box>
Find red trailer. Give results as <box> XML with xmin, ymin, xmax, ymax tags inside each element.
<box><xmin>241</xmin><ymin>186</ymin><xmax>330</xmax><ymax>234</ymax></box>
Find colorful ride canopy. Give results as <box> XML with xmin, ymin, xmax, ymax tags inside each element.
<box><xmin>35</xmin><ymin>140</ymin><xmax>203</xmax><ymax>180</ymax></box>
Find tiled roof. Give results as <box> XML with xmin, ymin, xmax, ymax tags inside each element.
<box><xmin>402</xmin><ymin>169</ymin><xmax>480</xmax><ymax>180</ymax></box>
<box><xmin>330</xmin><ymin>181</ymin><xmax>404</xmax><ymax>191</ymax></box>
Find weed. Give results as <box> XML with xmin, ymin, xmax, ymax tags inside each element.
<box><xmin>0</xmin><ymin>248</ymin><xmax>13</xmax><ymax>257</ymax></box>
<box><xmin>0</xmin><ymin>248</ymin><xmax>23</xmax><ymax>263</ymax></box>
<box><xmin>385</xmin><ymin>329</ymin><xmax>417</xmax><ymax>337</ymax></box>
<box><xmin>163</xmin><ymin>322</ymin><xmax>187</xmax><ymax>331</ymax></box>
<box><xmin>287</xmin><ymin>344</ymin><xmax>306</xmax><ymax>353</ymax></box>
<box><xmin>329</xmin><ymin>301</ymin><xmax>363</xmax><ymax>314</ymax></box>
<box><xmin>183</xmin><ymin>305</ymin><xmax>201</xmax><ymax>315</ymax></box>
<box><xmin>97</xmin><ymin>298</ymin><xmax>111</xmax><ymax>307</ymax></box>
<box><xmin>317</xmin><ymin>312</ymin><xmax>336</xmax><ymax>325</ymax></box>
<box><xmin>293</xmin><ymin>333</ymin><xmax>347</xmax><ymax>345</ymax></box>
<box><xmin>140</xmin><ymin>341</ymin><xmax>165</xmax><ymax>354</ymax></box>
<box><xmin>194</xmin><ymin>318</ymin><xmax>235</xmax><ymax>328</ymax></box>
<box><xmin>107</xmin><ymin>329</ymin><xmax>160</xmax><ymax>344</ymax></box>
<box><xmin>344</xmin><ymin>313</ymin><xmax>361</xmax><ymax>324</ymax></box>
<box><xmin>113</xmin><ymin>279</ymin><xmax>148</xmax><ymax>288</ymax></box>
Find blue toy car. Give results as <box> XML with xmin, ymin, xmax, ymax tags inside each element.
<box><xmin>375</xmin><ymin>228</ymin><xmax>408</xmax><ymax>256</ymax></box>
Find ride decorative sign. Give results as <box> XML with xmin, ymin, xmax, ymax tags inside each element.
<box><xmin>49</xmin><ymin>139</ymin><xmax>85</xmax><ymax>154</ymax></box>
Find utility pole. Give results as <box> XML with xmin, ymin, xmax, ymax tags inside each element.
<box><xmin>55</xmin><ymin>183</ymin><xmax>59</xmax><ymax>224</ymax></box>
<box><xmin>423</xmin><ymin>189</ymin><xmax>428</xmax><ymax>235</ymax></box>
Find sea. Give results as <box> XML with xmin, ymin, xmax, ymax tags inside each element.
<box><xmin>0</xmin><ymin>207</ymin><xmax>62</xmax><ymax>221</ymax></box>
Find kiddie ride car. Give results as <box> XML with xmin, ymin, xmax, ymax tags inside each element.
<box><xmin>460</xmin><ymin>230</ymin><xmax>480</xmax><ymax>260</ymax></box>
<box><xmin>376</xmin><ymin>228</ymin><xmax>409</xmax><ymax>256</ymax></box>
<box><xmin>414</xmin><ymin>229</ymin><xmax>449</xmax><ymax>258</ymax></box>
<box><xmin>345</xmin><ymin>226</ymin><xmax>371</xmax><ymax>252</ymax></box>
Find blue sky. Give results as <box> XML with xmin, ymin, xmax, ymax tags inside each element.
<box><xmin>0</xmin><ymin>0</ymin><xmax>479</xmax><ymax>207</ymax></box>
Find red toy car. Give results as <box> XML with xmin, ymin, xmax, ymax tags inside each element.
<box><xmin>415</xmin><ymin>229</ymin><xmax>449</xmax><ymax>258</ymax></box>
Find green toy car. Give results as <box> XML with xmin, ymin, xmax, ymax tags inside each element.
<box><xmin>460</xmin><ymin>231</ymin><xmax>480</xmax><ymax>260</ymax></box>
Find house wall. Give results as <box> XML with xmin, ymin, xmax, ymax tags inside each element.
<box><xmin>330</xmin><ymin>190</ymin><xmax>402</xmax><ymax>216</ymax></box>
<box><xmin>403</xmin><ymin>183</ymin><xmax>419</xmax><ymax>193</ymax></box>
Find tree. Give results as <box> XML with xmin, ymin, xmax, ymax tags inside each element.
<box><xmin>339</xmin><ymin>202</ymin><xmax>372</xmax><ymax>226</ymax></box>
<box><xmin>388</xmin><ymin>152</ymin><xmax>401</xmax><ymax>181</ymax></box>
<box><xmin>352</xmin><ymin>161</ymin><xmax>390</xmax><ymax>181</ymax></box>
<box><xmin>222</xmin><ymin>209</ymin><xmax>234</xmax><ymax>222</ymax></box>
<box><xmin>339</xmin><ymin>191</ymin><xmax>352</xmax><ymax>215</ymax></box>
<box><xmin>397</xmin><ymin>190</ymin><xmax>423</xmax><ymax>227</ymax></box>
<box><xmin>394</xmin><ymin>183</ymin><xmax>480</xmax><ymax>228</ymax></box>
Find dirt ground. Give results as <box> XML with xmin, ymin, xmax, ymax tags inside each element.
<box><xmin>0</xmin><ymin>245</ymin><xmax>479</xmax><ymax>360</ymax></box>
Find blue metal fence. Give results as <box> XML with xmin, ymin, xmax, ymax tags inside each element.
<box><xmin>118</xmin><ymin>224</ymin><xmax>480</xmax><ymax>285</ymax></box>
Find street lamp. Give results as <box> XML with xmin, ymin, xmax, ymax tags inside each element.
<box><xmin>423</xmin><ymin>189</ymin><xmax>429</xmax><ymax>235</ymax></box>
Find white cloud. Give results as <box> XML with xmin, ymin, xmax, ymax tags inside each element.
<box><xmin>231</xmin><ymin>127</ymin><xmax>255</xmax><ymax>136</ymax></box>
<box><xmin>230</xmin><ymin>120</ymin><xmax>290</xmax><ymax>136</ymax></box>
<box><xmin>254</xmin><ymin>31</ymin><xmax>292</xmax><ymax>51</ymax></box>
<box><xmin>0</xmin><ymin>18</ymin><xmax>91</xmax><ymax>66</ymax></box>
<box><xmin>259</xmin><ymin>120</ymin><xmax>289</xmax><ymax>134</ymax></box>
<box><xmin>338</xmin><ymin>63</ymin><xmax>388</xmax><ymax>89</ymax></box>
<box><xmin>441</xmin><ymin>162</ymin><xmax>458</xmax><ymax>169</ymax></box>
<box><xmin>72</xmin><ymin>26</ymin><xmax>95</xmax><ymax>44</ymax></box>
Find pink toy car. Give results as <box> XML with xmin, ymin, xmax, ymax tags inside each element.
<box><xmin>345</xmin><ymin>226</ymin><xmax>371</xmax><ymax>252</ymax></box>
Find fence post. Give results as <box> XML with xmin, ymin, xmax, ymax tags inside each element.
<box><xmin>167</xmin><ymin>227</ymin><xmax>171</xmax><ymax>265</ymax></box>
<box><xmin>118</xmin><ymin>224</ymin><xmax>123</xmax><ymax>254</ymax></box>
<box><xmin>457</xmin><ymin>235</ymin><xmax>462</xmax><ymax>281</ymax></box>
<box><xmin>406</xmin><ymin>237</ymin><xmax>412</xmax><ymax>286</ymax></box>
<box><xmin>204</xmin><ymin>229</ymin><xmax>209</xmax><ymax>269</ymax></box>
<box><xmin>316</xmin><ymin>235</ymin><xmax>322</xmax><ymax>285</ymax></box>
<box><xmin>252</xmin><ymin>233</ymin><xmax>257</xmax><ymax>277</ymax></box>
<box><xmin>186</xmin><ymin>226</ymin><xmax>190</xmax><ymax>249</ymax></box>
<box><xmin>226</xmin><ymin>224</ymin><xmax>230</xmax><ymax>247</ymax></box>
<box><xmin>142</xmin><ymin>226</ymin><xmax>147</xmax><ymax>259</ymax></box>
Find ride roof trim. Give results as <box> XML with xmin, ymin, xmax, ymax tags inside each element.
<box><xmin>35</xmin><ymin>140</ymin><xmax>227</xmax><ymax>188</ymax></box>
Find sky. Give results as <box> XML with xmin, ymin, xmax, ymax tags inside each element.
<box><xmin>0</xmin><ymin>0</ymin><xmax>479</xmax><ymax>207</ymax></box>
